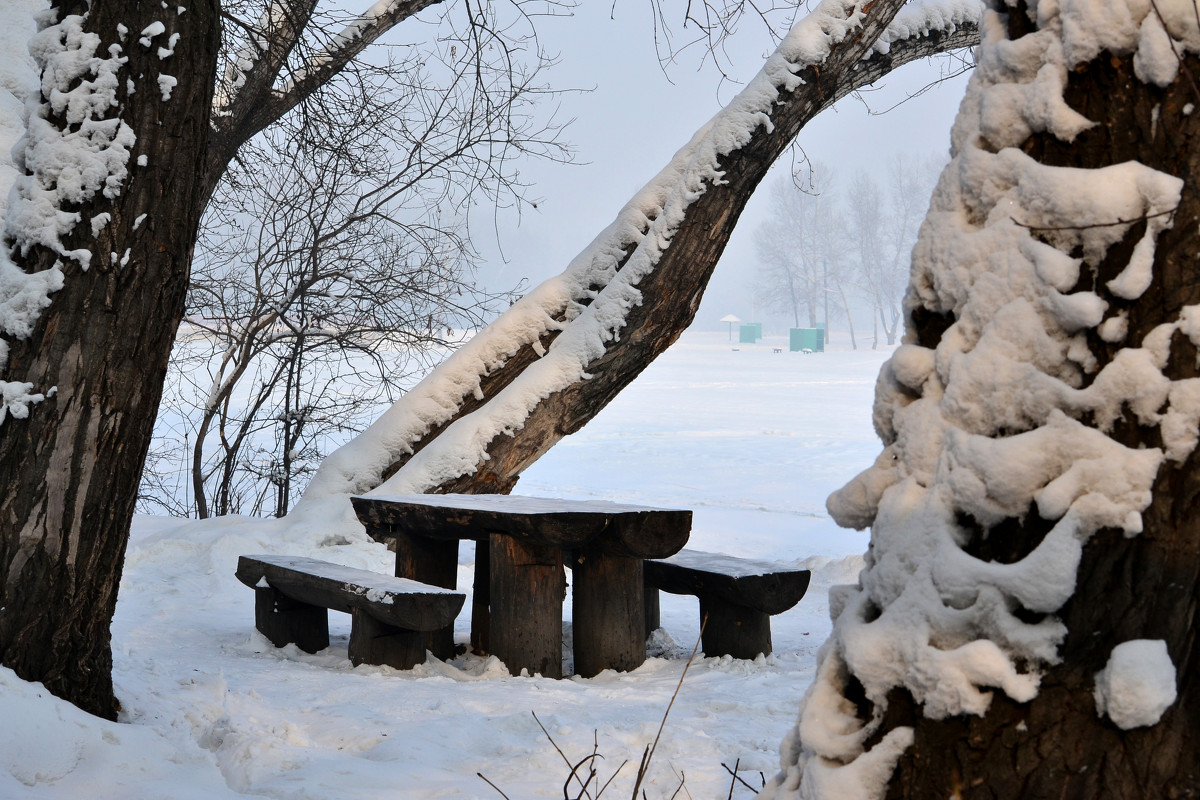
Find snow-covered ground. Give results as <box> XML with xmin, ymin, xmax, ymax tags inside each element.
<box><xmin>1</xmin><ymin>330</ymin><xmax>888</xmax><ymax>799</ymax></box>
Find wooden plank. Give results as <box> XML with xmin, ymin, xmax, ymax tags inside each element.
<box><xmin>643</xmin><ymin>549</ymin><xmax>810</xmax><ymax>615</ymax></box>
<box><xmin>644</xmin><ymin>587</ymin><xmax>661</xmax><ymax>635</ymax></box>
<box><xmin>254</xmin><ymin>586</ymin><xmax>329</xmax><ymax>653</ymax></box>
<box><xmin>236</xmin><ymin>555</ymin><xmax>464</xmax><ymax>632</ymax></box>
<box><xmin>348</xmin><ymin>608</ymin><xmax>428</xmax><ymax>669</ymax></box>
<box><xmin>488</xmin><ymin>533</ymin><xmax>565</xmax><ymax>678</ymax></box>
<box><xmin>571</xmin><ymin>546</ymin><xmax>645</xmax><ymax>677</ymax></box>
<box><xmin>392</xmin><ymin>532</ymin><xmax>458</xmax><ymax>660</ymax></box>
<box><xmin>699</xmin><ymin>596</ymin><xmax>772</xmax><ymax>659</ymax></box>
<box><xmin>352</xmin><ymin>493</ymin><xmax>691</xmax><ymax>551</ymax></box>
<box><xmin>471</xmin><ymin>539</ymin><xmax>490</xmax><ymax>654</ymax></box>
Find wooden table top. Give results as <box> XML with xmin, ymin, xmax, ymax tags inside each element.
<box><xmin>352</xmin><ymin>493</ymin><xmax>691</xmax><ymax>557</ymax></box>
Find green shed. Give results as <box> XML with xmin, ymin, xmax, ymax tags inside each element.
<box><xmin>790</xmin><ymin>328</ymin><xmax>825</xmax><ymax>352</ymax></box>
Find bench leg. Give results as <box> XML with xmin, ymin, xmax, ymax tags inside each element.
<box><xmin>489</xmin><ymin>532</ymin><xmax>565</xmax><ymax>679</ymax></box>
<box><xmin>471</xmin><ymin>538</ymin><xmax>490</xmax><ymax>655</ymax></box>
<box><xmin>394</xmin><ymin>530</ymin><xmax>458</xmax><ymax>661</ymax></box>
<box><xmin>644</xmin><ymin>585</ymin><xmax>661</xmax><ymax>637</ymax></box>
<box><xmin>348</xmin><ymin>608</ymin><xmax>427</xmax><ymax>669</ymax></box>
<box><xmin>572</xmin><ymin>548</ymin><xmax>645</xmax><ymax>677</ymax></box>
<box><xmin>698</xmin><ymin>596</ymin><xmax>772</xmax><ymax>659</ymax></box>
<box><xmin>254</xmin><ymin>586</ymin><xmax>329</xmax><ymax>653</ymax></box>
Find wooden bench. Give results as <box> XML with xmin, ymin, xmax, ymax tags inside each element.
<box><xmin>235</xmin><ymin>554</ymin><xmax>465</xmax><ymax>670</ymax></box>
<box><xmin>643</xmin><ymin>550</ymin><xmax>810</xmax><ymax>659</ymax></box>
<box><xmin>352</xmin><ymin>494</ymin><xmax>691</xmax><ymax>679</ymax></box>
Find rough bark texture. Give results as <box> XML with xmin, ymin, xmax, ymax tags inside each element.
<box><xmin>489</xmin><ymin>533</ymin><xmax>565</xmax><ymax>678</ymax></box>
<box><xmin>881</xmin><ymin>14</ymin><xmax>1200</xmax><ymax>800</ymax></box>
<box><xmin>570</xmin><ymin>546</ymin><xmax>645</xmax><ymax>677</ymax></box>
<box><xmin>376</xmin><ymin>13</ymin><xmax>982</xmax><ymax>495</ymax></box>
<box><xmin>0</xmin><ymin>0</ymin><xmax>221</xmax><ymax>719</ymax></box>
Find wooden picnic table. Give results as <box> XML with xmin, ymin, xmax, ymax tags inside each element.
<box><xmin>351</xmin><ymin>493</ymin><xmax>691</xmax><ymax>678</ymax></box>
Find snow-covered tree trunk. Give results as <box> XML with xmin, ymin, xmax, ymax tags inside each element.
<box><xmin>765</xmin><ymin>1</ymin><xmax>1200</xmax><ymax>797</ymax></box>
<box><xmin>0</xmin><ymin>0</ymin><xmax>220</xmax><ymax>719</ymax></box>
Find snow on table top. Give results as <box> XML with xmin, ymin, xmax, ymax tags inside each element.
<box><xmin>654</xmin><ymin>548</ymin><xmax>801</xmax><ymax>578</ymax></box>
<box><xmin>361</xmin><ymin>493</ymin><xmax>688</xmax><ymax>517</ymax></box>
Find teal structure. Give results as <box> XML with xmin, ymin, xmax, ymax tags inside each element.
<box><xmin>789</xmin><ymin>328</ymin><xmax>825</xmax><ymax>352</ymax></box>
<box><xmin>739</xmin><ymin>323</ymin><xmax>763</xmax><ymax>343</ymax></box>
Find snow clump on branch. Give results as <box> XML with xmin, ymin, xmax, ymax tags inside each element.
<box><xmin>764</xmin><ymin>2</ymin><xmax>1195</xmax><ymax>798</ymax></box>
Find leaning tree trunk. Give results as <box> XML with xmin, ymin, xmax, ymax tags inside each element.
<box><xmin>300</xmin><ymin>0</ymin><xmax>982</xmax><ymax>503</ymax></box>
<box><xmin>765</xmin><ymin>2</ymin><xmax>1200</xmax><ymax>798</ymax></box>
<box><xmin>426</xmin><ymin>11</ymin><xmax>983</xmax><ymax>495</ymax></box>
<box><xmin>885</xmin><ymin>13</ymin><xmax>1200</xmax><ymax>798</ymax></box>
<box><xmin>0</xmin><ymin>0</ymin><xmax>220</xmax><ymax>719</ymax></box>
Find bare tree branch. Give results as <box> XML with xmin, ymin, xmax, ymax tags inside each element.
<box><xmin>205</xmin><ymin>0</ymin><xmax>447</xmax><ymax>194</ymax></box>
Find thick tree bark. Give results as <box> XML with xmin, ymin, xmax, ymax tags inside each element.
<box><xmin>877</xmin><ymin>12</ymin><xmax>1200</xmax><ymax>800</ymax></box>
<box><xmin>373</xmin><ymin>11</ymin><xmax>982</xmax><ymax>495</ymax></box>
<box><xmin>0</xmin><ymin>0</ymin><xmax>220</xmax><ymax>719</ymax></box>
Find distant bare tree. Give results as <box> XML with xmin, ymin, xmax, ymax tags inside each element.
<box><xmin>753</xmin><ymin>167</ymin><xmax>858</xmax><ymax>346</ymax></box>
<box><xmin>845</xmin><ymin>154</ymin><xmax>940</xmax><ymax>347</ymax></box>
<box><xmin>754</xmin><ymin>172</ymin><xmax>829</xmax><ymax>328</ymax></box>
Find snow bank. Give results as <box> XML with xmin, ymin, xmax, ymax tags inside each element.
<box><xmin>0</xmin><ymin>666</ymin><xmax>237</xmax><ymax>800</ymax></box>
<box><xmin>766</xmin><ymin>1</ymin><xmax>1198</xmax><ymax>797</ymax></box>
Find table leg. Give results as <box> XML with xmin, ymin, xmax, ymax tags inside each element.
<box><xmin>489</xmin><ymin>532</ymin><xmax>565</xmax><ymax>678</ymax></box>
<box><xmin>471</xmin><ymin>538</ymin><xmax>490</xmax><ymax>655</ymax></box>
<box><xmin>394</xmin><ymin>530</ymin><xmax>458</xmax><ymax>660</ymax></box>
<box><xmin>572</xmin><ymin>547</ymin><xmax>645</xmax><ymax>677</ymax></box>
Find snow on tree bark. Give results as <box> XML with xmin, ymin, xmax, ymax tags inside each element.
<box><xmin>298</xmin><ymin>0</ymin><xmax>984</xmax><ymax>509</ymax></box>
<box><xmin>764</xmin><ymin>2</ymin><xmax>1200</xmax><ymax>798</ymax></box>
<box><xmin>0</xmin><ymin>0</ymin><xmax>220</xmax><ymax>719</ymax></box>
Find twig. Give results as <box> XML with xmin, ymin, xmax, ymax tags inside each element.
<box><xmin>722</xmin><ymin>760</ymin><xmax>759</xmax><ymax>795</ymax></box>
<box><xmin>1148</xmin><ymin>0</ymin><xmax>1200</xmax><ymax>104</ymax></box>
<box><xmin>595</xmin><ymin>759</ymin><xmax>630</xmax><ymax>799</ymax></box>
<box><xmin>629</xmin><ymin>615</ymin><xmax>709</xmax><ymax>799</ymax></box>
<box><xmin>534</xmin><ymin>711</ymin><xmax>595</xmax><ymax>799</ymax></box>
<box><xmin>567</xmin><ymin>754</ymin><xmax>600</xmax><ymax>800</ymax></box>
<box><xmin>667</xmin><ymin>771</ymin><xmax>687</xmax><ymax>800</ymax></box>
<box><xmin>478</xmin><ymin>772</ymin><xmax>514</xmax><ymax>800</ymax></box>
<box><xmin>1010</xmin><ymin>207</ymin><xmax>1177</xmax><ymax>233</ymax></box>
<box><xmin>860</xmin><ymin>57</ymin><xmax>974</xmax><ymax>116</ymax></box>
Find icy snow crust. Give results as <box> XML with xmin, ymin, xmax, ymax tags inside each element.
<box><xmin>301</xmin><ymin>0</ymin><xmax>984</xmax><ymax>519</ymax></box>
<box><xmin>765</xmin><ymin>2</ymin><xmax>1193</xmax><ymax>798</ymax></box>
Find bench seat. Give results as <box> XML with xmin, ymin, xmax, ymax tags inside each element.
<box><xmin>236</xmin><ymin>554</ymin><xmax>465</xmax><ymax>670</ymax></box>
<box><xmin>643</xmin><ymin>549</ymin><xmax>810</xmax><ymax>659</ymax></box>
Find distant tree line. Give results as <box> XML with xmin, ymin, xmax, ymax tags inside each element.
<box><xmin>752</xmin><ymin>154</ymin><xmax>941</xmax><ymax>348</ymax></box>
